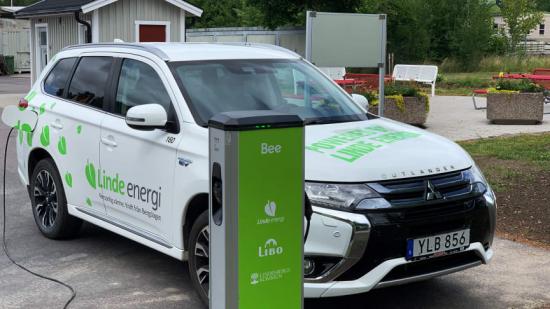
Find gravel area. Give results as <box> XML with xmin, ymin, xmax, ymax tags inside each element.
<box><xmin>425</xmin><ymin>96</ymin><xmax>550</xmax><ymax>141</ymax></box>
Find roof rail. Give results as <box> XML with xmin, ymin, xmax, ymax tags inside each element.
<box><xmin>62</xmin><ymin>43</ymin><xmax>170</xmax><ymax>61</ymax></box>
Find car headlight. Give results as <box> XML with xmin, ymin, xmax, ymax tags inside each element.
<box><xmin>466</xmin><ymin>164</ymin><xmax>490</xmax><ymax>195</ymax></box>
<box><xmin>305</xmin><ymin>182</ymin><xmax>391</xmax><ymax>211</ymax></box>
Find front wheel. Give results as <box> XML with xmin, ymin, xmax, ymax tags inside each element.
<box><xmin>188</xmin><ymin>211</ymin><xmax>209</xmax><ymax>305</ymax></box>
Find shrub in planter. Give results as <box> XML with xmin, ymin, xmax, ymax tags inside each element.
<box><xmin>363</xmin><ymin>83</ymin><xmax>430</xmax><ymax>126</ymax></box>
<box><xmin>487</xmin><ymin>79</ymin><xmax>545</xmax><ymax>124</ymax></box>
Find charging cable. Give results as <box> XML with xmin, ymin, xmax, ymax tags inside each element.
<box><xmin>2</xmin><ymin>127</ymin><xmax>76</xmax><ymax>309</ymax></box>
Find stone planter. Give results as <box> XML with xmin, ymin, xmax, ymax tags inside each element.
<box><xmin>369</xmin><ymin>96</ymin><xmax>429</xmax><ymax>126</ymax></box>
<box><xmin>487</xmin><ymin>92</ymin><xmax>544</xmax><ymax>124</ymax></box>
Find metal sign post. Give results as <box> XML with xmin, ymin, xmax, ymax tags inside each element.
<box><xmin>209</xmin><ymin>111</ymin><xmax>305</xmax><ymax>309</ymax></box>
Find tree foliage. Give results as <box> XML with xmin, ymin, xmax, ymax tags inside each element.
<box><xmin>246</xmin><ymin>0</ymin><xmax>365</xmax><ymax>29</ymax></box>
<box><xmin>500</xmin><ymin>0</ymin><xmax>544</xmax><ymax>53</ymax></box>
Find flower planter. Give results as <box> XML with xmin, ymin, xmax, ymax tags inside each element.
<box><xmin>369</xmin><ymin>96</ymin><xmax>429</xmax><ymax>126</ymax></box>
<box><xmin>487</xmin><ymin>92</ymin><xmax>544</xmax><ymax>124</ymax></box>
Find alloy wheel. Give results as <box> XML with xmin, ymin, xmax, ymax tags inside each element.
<box><xmin>34</xmin><ymin>170</ymin><xmax>58</xmax><ymax>229</ymax></box>
<box><xmin>193</xmin><ymin>226</ymin><xmax>210</xmax><ymax>296</ymax></box>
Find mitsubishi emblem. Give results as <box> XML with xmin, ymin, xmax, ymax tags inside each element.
<box><xmin>425</xmin><ymin>180</ymin><xmax>443</xmax><ymax>201</ymax></box>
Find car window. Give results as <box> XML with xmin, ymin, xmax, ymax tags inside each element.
<box><xmin>43</xmin><ymin>58</ymin><xmax>77</xmax><ymax>97</ymax></box>
<box><xmin>115</xmin><ymin>59</ymin><xmax>172</xmax><ymax>117</ymax></box>
<box><xmin>67</xmin><ymin>57</ymin><xmax>113</xmax><ymax>109</ymax></box>
<box><xmin>170</xmin><ymin>60</ymin><xmax>366</xmax><ymax>127</ymax></box>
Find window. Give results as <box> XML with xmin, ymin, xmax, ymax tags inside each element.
<box><xmin>540</xmin><ymin>24</ymin><xmax>545</xmax><ymax>35</ymax></box>
<box><xmin>170</xmin><ymin>60</ymin><xmax>366</xmax><ymax>127</ymax></box>
<box><xmin>67</xmin><ymin>57</ymin><xmax>113</xmax><ymax>109</ymax></box>
<box><xmin>115</xmin><ymin>59</ymin><xmax>172</xmax><ymax>116</ymax></box>
<box><xmin>43</xmin><ymin>58</ymin><xmax>76</xmax><ymax>97</ymax></box>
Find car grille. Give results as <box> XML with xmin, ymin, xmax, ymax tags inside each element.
<box><xmin>336</xmin><ymin>171</ymin><xmax>492</xmax><ymax>282</ymax></box>
<box><xmin>368</xmin><ymin>170</ymin><xmax>472</xmax><ymax>207</ymax></box>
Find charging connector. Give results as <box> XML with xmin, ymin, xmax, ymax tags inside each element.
<box><xmin>2</xmin><ymin>127</ymin><xmax>76</xmax><ymax>308</ymax></box>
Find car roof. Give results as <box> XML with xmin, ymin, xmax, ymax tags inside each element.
<box><xmin>62</xmin><ymin>42</ymin><xmax>302</xmax><ymax>62</ymax></box>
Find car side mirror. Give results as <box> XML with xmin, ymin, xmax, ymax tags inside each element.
<box><xmin>125</xmin><ymin>104</ymin><xmax>168</xmax><ymax>130</ymax></box>
<box><xmin>351</xmin><ymin>94</ymin><xmax>369</xmax><ymax>109</ymax></box>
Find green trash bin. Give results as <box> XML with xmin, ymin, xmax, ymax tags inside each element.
<box><xmin>4</xmin><ymin>56</ymin><xmax>15</xmax><ymax>75</ymax></box>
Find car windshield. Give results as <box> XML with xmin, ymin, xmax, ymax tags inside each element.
<box><xmin>169</xmin><ymin>59</ymin><xmax>367</xmax><ymax>127</ymax></box>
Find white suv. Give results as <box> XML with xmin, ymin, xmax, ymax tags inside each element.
<box><xmin>17</xmin><ymin>43</ymin><xmax>495</xmax><ymax>304</ymax></box>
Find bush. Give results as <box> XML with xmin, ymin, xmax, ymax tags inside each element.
<box><xmin>494</xmin><ymin>79</ymin><xmax>545</xmax><ymax>93</ymax></box>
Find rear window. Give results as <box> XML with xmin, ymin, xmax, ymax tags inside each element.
<box><xmin>67</xmin><ymin>57</ymin><xmax>113</xmax><ymax>109</ymax></box>
<box><xmin>43</xmin><ymin>58</ymin><xmax>76</xmax><ymax>97</ymax></box>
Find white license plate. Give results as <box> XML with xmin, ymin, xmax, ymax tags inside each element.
<box><xmin>406</xmin><ymin>229</ymin><xmax>470</xmax><ymax>260</ymax></box>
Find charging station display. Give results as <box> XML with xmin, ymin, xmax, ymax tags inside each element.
<box><xmin>209</xmin><ymin>111</ymin><xmax>304</xmax><ymax>309</ymax></box>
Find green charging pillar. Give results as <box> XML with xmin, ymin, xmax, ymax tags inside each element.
<box><xmin>209</xmin><ymin>111</ymin><xmax>305</xmax><ymax>309</ymax></box>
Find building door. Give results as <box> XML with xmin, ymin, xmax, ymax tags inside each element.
<box><xmin>35</xmin><ymin>25</ymin><xmax>49</xmax><ymax>75</ymax></box>
<box><xmin>137</xmin><ymin>23</ymin><xmax>168</xmax><ymax>42</ymax></box>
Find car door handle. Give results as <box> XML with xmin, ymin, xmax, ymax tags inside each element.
<box><xmin>51</xmin><ymin>120</ymin><xmax>63</xmax><ymax>130</ymax></box>
<box><xmin>101</xmin><ymin>137</ymin><xmax>118</xmax><ymax>148</ymax></box>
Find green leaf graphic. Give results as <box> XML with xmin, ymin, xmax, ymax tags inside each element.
<box><xmin>25</xmin><ymin>90</ymin><xmax>37</xmax><ymax>103</ymax></box>
<box><xmin>40</xmin><ymin>126</ymin><xmax>50</xmax><ymax>147</ymax></box>
<box><xmin>39</xmin><ymin>103</ymin><xmax>46</xmax><ymax>115</ymax></box>
<box><xmin>76</xmin><ymin>125</ymin><xmax>82</xmax><ymax>134</ymax></box>
<box><xmin>57</xmin><ymin>136</ymin><xmax>67</xmax><ymax>155</ymax></box>
<box><xmin>85</xmin><ymin>161</ymin><xmax>96</xmax><ymax>189</ymax></box>
<box><xmin>18</xmin><ymin>130</ymin><xmax>23</xmax><ymax>145</ymax></box>
<box><xmin>21</xmin><ymin>123</ymin><xmax>32</xmax><ymax>133</ymax></box>
<box><xmin>14</xmin><ymin>120</ymin><xmax>20</xmax><ymax>130</ymax></box>
<box><xmin>86</xmin><ymin>197</ymin><xmax>92</xmax><ymax>207</ymax></box>
<box><xmin>50</xmin><ymin>102</ymin><xmax>56</xmax><ymax>110</ymax></box>
<box><xmin>65</xmin><ymin>172</ymin><xmax>73</xmax><ymax>188</ymax></box>
<box><xmin>26</xmin><ymin>132</ymin><xmax>33</xmax><ymax>147</ymax></box>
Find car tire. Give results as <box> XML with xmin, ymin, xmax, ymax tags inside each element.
<box><xmin>29</xmin><ymin>158</ymin><xmax>82</xmax><ymax>239</ymax></box>
<box><xmin>188</xmin><ymin>211</ymin><xmax>209</xmax><ymax>306</ymax></box>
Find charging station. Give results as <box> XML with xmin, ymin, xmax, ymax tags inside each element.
<box><xmin>209</xmin><ymin>111</ymin><xmax>305</xmax><ymax>309</ymax></box>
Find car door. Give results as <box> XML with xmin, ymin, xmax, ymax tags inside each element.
<box><xmin>41</xmin><ymin>56</ymin><xmax>112</xmax><ymax>215</ymax></box>
<box><xmin>99</xmin><ymin>56</ymin><xmax>179</xmax><ymax>245</ymax></box>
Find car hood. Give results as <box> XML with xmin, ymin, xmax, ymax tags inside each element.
<box><xmin>305</xmin><ymin>118</ymin><xmax>473</xmax><ymax>182</ymax></box>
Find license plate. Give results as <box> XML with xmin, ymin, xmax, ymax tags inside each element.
<box><xmin>406</xmin><ymin>229</ymin><xmax>470</xmax><ymax>260</ymax></box>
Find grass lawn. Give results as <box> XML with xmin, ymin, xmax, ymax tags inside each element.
<box><xmin>459</xmin><ymin>133</ymin><xmax>550</xmax><ymax>247</ymax></box>
<box><xmin>434</xmin><ymin>72</ymin><xmax>497</xmax><ymax>96</ymax></box>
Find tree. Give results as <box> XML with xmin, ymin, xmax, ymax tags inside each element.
<box><xmin>246</xmin><ymin>0</ymin><xmax>365</xmax><ymax>29</ymax></box>
<box><xmin>536</xmin><ymin>0</ymin><xmax>550</xmax><ymax>12</ymax></box>
<box><xmin>500</xmin><ymin>0</ymin><xmax>544</xmax><ymax>53</ymax></box>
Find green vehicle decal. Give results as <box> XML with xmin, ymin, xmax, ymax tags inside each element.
<box><xmin>76</xmin><ymin>125</ymin><xmax>82</xmax><ymax>134</ymax></box>
<box><xmin>26</xmin><ymin>132</ymin><xmax>33</xmax><ymax>147</ymax></box>
<box><xmin>65</xmin><ymin>172</ymin><xmax>73</xmax><ymax>188</ymax></box>
<box><xmin>85</xmin><ymin>197</ymin><xmax>92</xmax><ymax>207</ymax></box>
<box><xmin>85</xmin><ymin>161</ymin><xmax>97</xmax><ymax>189</ymax></box>
<box><xmin>50</xmin><ymin>102</ymin><xmax>56</xmax><ymax>110</ymax></box>
<box><xmin>306</xmin><ymin>125</ymin><xmax>422</xmax><ymax>163</ymax></box>
<box><xmin>39</xmin><ymin>103</ymin><xmax>47</xmax><ymax>115</ymax></box>
<box><xmin>18</xmin><ymin>130</ymin><xmax>23</xmax><ymax>145</ymax></box>
<box><xmin>39</xmin><ymin>126</ymin><xmax>50</xmax><ymax>147</ymax></box>
<box><xmin>58</xmin><ymin>136</ymin><xmax>67</xmax><ymax>155</ymax></box>
<box><xmin>25</xmin><ymin>90</ymin><xmax>37</xmax><ymax>103</ymax></box>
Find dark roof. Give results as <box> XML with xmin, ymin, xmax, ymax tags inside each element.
<box><xmin>15</xmin><ymin>0</ymin><xmax>94</xmax><ymax>17</ymax></box>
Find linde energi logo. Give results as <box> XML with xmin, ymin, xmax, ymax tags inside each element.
<box><xmin>258</xmin><ymin>238</ymin><xmax>284</xmax><ymax>258</ymax></box>
<box><xmin>257</xmin><ymin>200</ymin><xmax>285</xmax><ymax>225</ymax></box>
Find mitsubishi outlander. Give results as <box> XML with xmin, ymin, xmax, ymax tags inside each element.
<box><xmin>15</xmin><ymin>43</ymin><xmax>496</xmax><ymax>304</ymax></box>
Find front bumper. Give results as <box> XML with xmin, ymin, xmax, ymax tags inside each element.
<box><xmin>304</xmin><ymin>188</ymin><xmax>496</xmax><ymax>298</ymax></box>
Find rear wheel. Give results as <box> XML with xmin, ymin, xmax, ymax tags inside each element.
<box><xmin>30</xmin><ymin>158</ymin><xmax>82</xmax><ymax>239</ymax></box>
<box><xmin>188</xmin><ymin>211</ymin><xmax>209</xmax><ymax>305</ymax></box>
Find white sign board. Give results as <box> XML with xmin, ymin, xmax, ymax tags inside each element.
<box><xmin>306</xmin><ymin>12</ymin><xmax>386</xmax><ymax>68</ymax></box>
